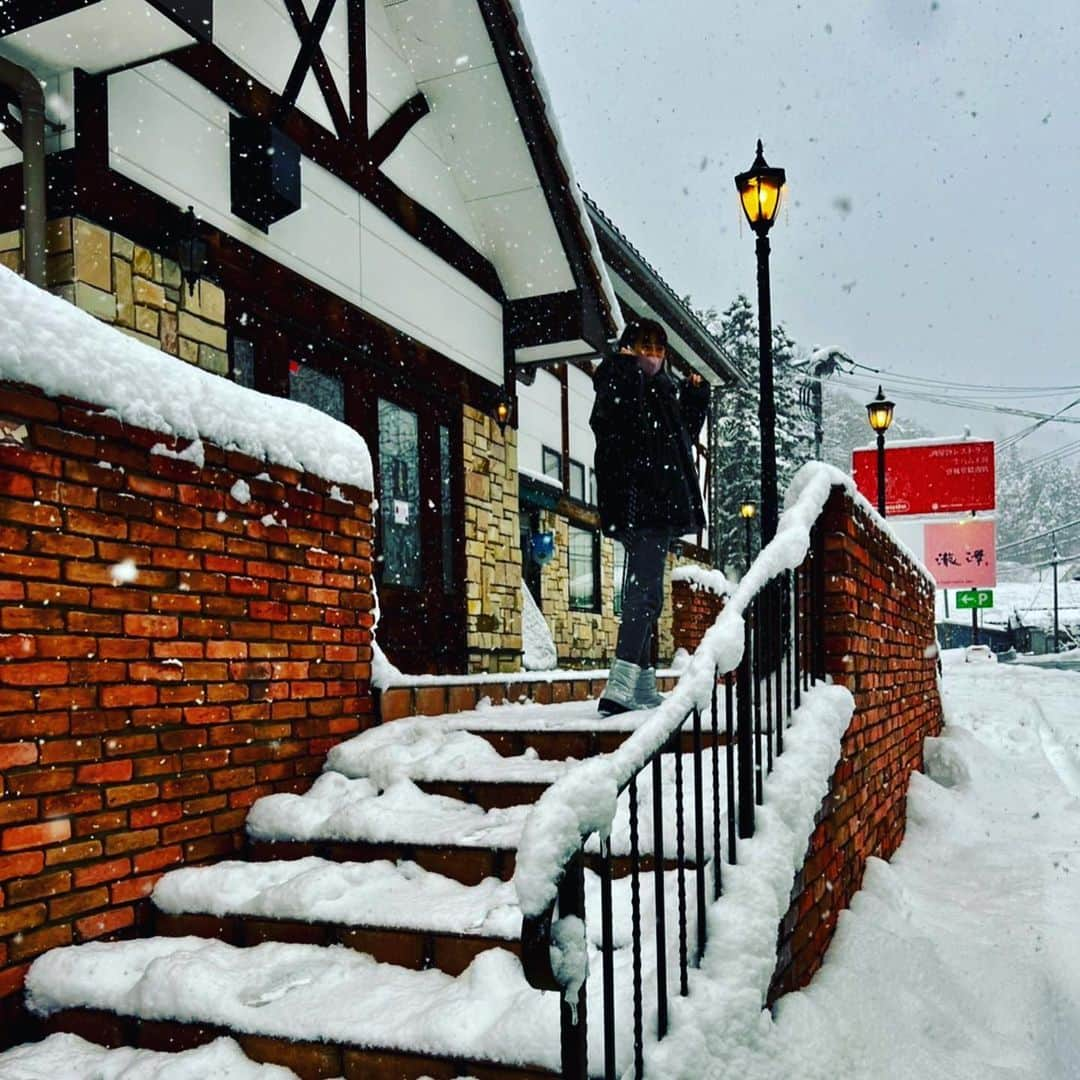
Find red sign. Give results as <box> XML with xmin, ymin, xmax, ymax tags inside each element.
<box><xmin>924</xmin><ymin>519</ymin><xmax>996</xmax><ymax>587</ymax></box>
<box><xmin>852</xmin><ymin>440</ymin><xmax>995</xmax><ymax>516</ymax></box>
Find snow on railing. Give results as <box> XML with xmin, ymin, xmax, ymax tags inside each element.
<box><xmin>513</xmin><ymin>462</ymin><xmax>875</xmax><ymax>918</ymax></box>
<box><xmin>670</xmin><ymin>564</ymin><xmax>733</xmax><ymax>597</ymax></box>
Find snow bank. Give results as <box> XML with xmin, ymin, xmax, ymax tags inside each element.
<box><xmin>0</xmin><ymin>267</ymin><xmax>372</xmax><ymax>489</ymax></box>
<box><xmin>0</xmin><ymin>1033</ymin><xmax>295</xmax><ymax>1079</ymax></box>
<box><xmin>522</xmin><ymin>581</ymin><xmax>558</xmax><ymax>671</ymax></box>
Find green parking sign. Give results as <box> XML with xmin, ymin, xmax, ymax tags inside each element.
<box><xmin>955</xmin><ymin>589</ymin><xmax>993</xmax><ymax>609</ymax></box>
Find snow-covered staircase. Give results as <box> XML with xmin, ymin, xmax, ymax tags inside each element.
<box><xmin>24</xmin><ymin>697</ymin><xmax>715</xmax><ymax>1078</ymax></box>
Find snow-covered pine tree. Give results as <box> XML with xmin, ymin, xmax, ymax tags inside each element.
<box><xmin>708</xmin><ymin>294</ymin><xmax>813</xmax><ymax>570</ymax></box>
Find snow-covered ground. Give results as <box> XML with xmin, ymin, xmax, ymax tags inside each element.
<box><xmin>665</xmin><ymin>650</ymin><xmax>1080</xmax><ymax>1080</ymax></box>
<box><xmin>937</xmin><ymin>574</ymin><xmax>1080</xmax><ymax>637</ymax></box>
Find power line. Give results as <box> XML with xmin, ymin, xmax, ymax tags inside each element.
<box><xmin>845</xmin><ymin>360</ymin><xmax>1080</xmax><ymax>397</ymax></box>
<box><xmin>999</xmin><ymin>516</ymin><xmax>1080</xmax><ymax>554</ymax></box>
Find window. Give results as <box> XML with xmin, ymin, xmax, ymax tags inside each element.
<box><xmin>439</xmin><ymin>423</ymin><xmax>455</xmax><ymax>593</ymax></box>
<box><xmin>289</xmin><ymin>361</ymin><xmax>344</xmax><ymax>421</ymax></box>
<box><xmin>569</xmin><ymin>459</ymin><xmax>585</xmax><ymax>502</ymax></box>
<box><xmin>377</xmin><ymin>399</ymin><xmax>421</xmax><ymax>588</ymax></box>
<box><xmin>231</xmin><ymin>338</ymin><xmax>255</xmax><ymax>389</ymax></box>
<box><xmin>589</xmin><ymin>468</ymin><xmax>597</xmax><ymax>506</ymax></box>
<box><xmin>612</xmin><ymin>539</ymin><xmax>627</xmax><ymax>616</ymax></box>
<box><xmin>542</xmin><ymin>446</ymin><xmax>562</xmax><ymax>485</ymax></box>
<box><xmin>568</xmin><ymin>525</ymin><xmax>600</xmax><ymax>612</ymax></box>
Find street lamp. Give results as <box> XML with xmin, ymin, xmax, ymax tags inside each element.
<box><xmin>865</xmin><ymin>385</ymin><xmax>895</xmax><ymax>516</ymax></box>
<box><xmin>735</xmin><ymin>140</ymin><xmax>786</xmax><ymax>544</ymax></box>
<box><xmin>739</xmin><ymin>498</ymin><xmax>757</xmax><ymax>571</ymax></box>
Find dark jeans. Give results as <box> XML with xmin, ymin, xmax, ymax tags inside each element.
<box><xmin>615</xmin><ymin>527</ymin><xmax>673</xmax><ymax>665</ymax></box>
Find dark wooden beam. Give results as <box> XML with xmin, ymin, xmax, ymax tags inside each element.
<box><xmin>278</xmin><ymin>0</ymin><xmax>350</xmax><ymax>138</ymax></box>
<box><xmin>0</xmin><ymin>0</ymin><xmax>211</xmax><ymax>43</ymax></box>
<box><xmin>368</xmin><ymin>92</ymin><xmax>430</xmax><ymax>170</ymax></box>
<box><xmin>347</xmin><ymin>0</ymin><xmax>367</xmax><ymax>146</ymax></box>
<box><xmin>166</xmin><ymin>44</ymin><xmax>502</xmax><ymax>299</ymax></box>
<box><xmin>506</xmin><ymin>290</ymin><xmax>582</xmax><ymax>350</ymax></box>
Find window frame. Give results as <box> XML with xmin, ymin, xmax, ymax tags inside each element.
<box><xmin>542</xmin><ymin>445</ymin><xmax>563</xmax><ymax>486</ymax></box>
<box><xmin>568</xmin><ymin>458</ymin><xmax>586</xmax><ymax>503</ymax></box>
<box><xmin>567</xmin><ymin>524</ymin><xmax>601</xmax><ymax>614</ymax></box>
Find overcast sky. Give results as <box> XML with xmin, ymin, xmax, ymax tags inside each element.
<box><xmin>518</xmin><ymin>0</ymin><xmax>1080</xmax><ymax>453</ymax></box>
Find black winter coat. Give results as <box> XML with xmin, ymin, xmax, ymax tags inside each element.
<box><xmin>590</xmin><ymin>353</ymin><xmax>710</xmax><ymax>538</ymax></box>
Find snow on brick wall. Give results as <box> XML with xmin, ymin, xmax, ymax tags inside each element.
<box><xmin>767</xmin><ymin>487</ymin><xmax>943</xmax><ymax>1003</ymax></box>
<box><xmin>670</xmin><ymin>578</ymin><xmax>726</xmax><ymax>656</ymax></box>
<box><xmin>0</xmin><ymin>382</ymin><xmax>375</xmax><ymax>1010</ymax></box>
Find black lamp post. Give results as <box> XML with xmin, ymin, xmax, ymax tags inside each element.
<box><xmin>739</xmin><ymin>498</ymin><xmax>757</xmax><ymax>571</ymax></box>
<box><xmin>735</xmin><ymin>141</ymin><xmax>786</xmax><ymax>545</ymax></box>
<box><xmin>865</xmin><ymin>385</ymin><xmax>895</xmax><ymax>516</ymax></box>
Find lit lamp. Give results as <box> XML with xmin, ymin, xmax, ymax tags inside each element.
<box><xmin>865</xmin><ymin>385</ymin><xmax>895</xmax><ymax>516</ymax></box>
<box><xmin>493</xmin><ymin>390</ymin><xmax>512</xmax><ymax>434</ymax></box>
<box><xmin>734</xmin><ymin>141</ymin><xmax>787</xmax><ymax>545</ymax></box>
<box><xmin>176</xmin><ymin>206</ymin><xmax>209</xmax><ymax>298</ymax></box>
<box><xmin>739</xmin><ymin>498</ymin><xmax>757</xmax><ymax>571</ymax></box>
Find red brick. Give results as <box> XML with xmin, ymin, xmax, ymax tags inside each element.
<box><xmin>75</xmin><ymin>904</ymin><xmax>135</xmax><ymax>941</ymax></box>
<box><xmin>100</xmin><ymin>684</ymin><xmax>159</xmax><ymax>708</ymax></box>
<box><xmin>0</xmin><ymin>850</ymin><xmax>45</xmax><ymax>882</ymax></box>
<box><xmin>123</xmin><ymin>614</ymin><xmax>179</xmax><ymax>638</ymax></box>
<box><xmin>73</xmin><ymin>857</ymin><xmax>132</xmax><ymax>888</ymax></box>
<box><xmin>0</xmin><ymin>660</ymin><xmax>69</xmax><ymax>686</ymax></box>
<box><xmin>0</xmin><ymin>634</ymin><xmax>36</xmax><ymax>660</ymax></box>
<box><xmin>76</xmin><ymin>760</ymin><xmax>134</xmax><ymax>785</ymax></box>
<box><xmin>0</xmin><ymin>741</ymin><xmax>36</xmax><ymax>768</ymax></box>
<box><xmin>2</xmin><ymin>819</ymin><xmax>71</xmax><ymax>851</ymax></box>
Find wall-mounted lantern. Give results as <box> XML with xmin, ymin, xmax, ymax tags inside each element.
<box><xmin>530</xmin><ymin>531</ymin><xmax>556</xmax><ymax>566</ymax></box>
<box><xmin>494</xmin><ymin>388</ymin><xmax>513</xmax><ymax>433</ymax></box>
<box><xmin>175</xmin><ymin>206</ymin><xmax>209</xmax><ymax>298</ymax></box>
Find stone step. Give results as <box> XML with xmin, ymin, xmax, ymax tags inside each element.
<box><xmin>40</xmin><ymin>1009</ymin><xmax>559</xmax><ymax>1080</ymax></box>
<box><xmin>412</xmin><ymin>778</ymin><xmax>551</xmax><ymax>810</ymax></box>
<box><xmin>244</xmin><ymin>838</ymin><xmax>698</xmax><ymax>885</ymax></box>
<box><xmin>27</xmin><ymin>938</ymin><xmax>563</xmax><ymax>1079</ymax></box>
<box><xmin>463</xmin><ymin>722</ymin><xmax>729</xmax><ymax>761</ymax></box>
<box><xmin>155</xmin><ymin>911</ymin><xmax>520</xmax><ymax>978</ymax></box>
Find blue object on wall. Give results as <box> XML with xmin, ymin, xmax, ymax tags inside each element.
<box><xmin>530</xmin><ymin>531</ymin><xmax>556</xmax><ymax>566</ymax></box>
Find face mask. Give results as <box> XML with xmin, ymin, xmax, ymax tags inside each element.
<box><xmin>636</xmin><ymin>352</ymin><xmax>663</xmax><ymax>377</ymax></box>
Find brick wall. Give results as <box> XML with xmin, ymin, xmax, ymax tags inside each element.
<box><xmin>0</xmin><ymin>381</ymin><xmax>374</xmax><ymax>1012</ymax></box>
<box><xmin>768</xmin><ymin>487</ymin><xmax>942</xmax><ymax>1003</ymax></box>
<box><xmin>670</xmin><ymin>578</ymin><xmax>725</xmax><ymax>656</ymax></box>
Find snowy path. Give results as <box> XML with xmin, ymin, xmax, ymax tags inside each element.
<box><xmin>672</xmin><ymin>653</ymin><xmax>1080</xmax><ymax>1080</ymax></box>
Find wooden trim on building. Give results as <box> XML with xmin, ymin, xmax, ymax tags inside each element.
<box><xmin>0</xmin><ymin>0</ymin><xmax>213</xmax><ymax>42</ymax></box>
<box><xmin>166</xmin><ymin>42</ymin><xmax>504</xmax><ymax>300</ymax></box>
<box><xmin>368</xmin><ymin>92</ymin><xmax>430</xmax><ymax>170</ymax></box>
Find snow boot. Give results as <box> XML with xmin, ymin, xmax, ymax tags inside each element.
<box><xmin>634</xmin><ymin>666</ymin><xmax>663</xmax><ymax>709</ymax></box>
<box><xmin>598</xmin><ymin>658</ymin><xmax>641</xmax><ymax>716</ymax></box>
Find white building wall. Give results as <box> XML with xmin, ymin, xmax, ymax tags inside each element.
<box><xmin>566</xmin><ymin>365</ymin><xmax>595</xmax><ymax>475</ymax></box>
<box><xmin>106</xmin><ymin>60</ymin><xmax>503</xmax><ymax>384</ymax></box>
<box><xmin>517</xmin><ymin>369</ymin><xmax>562</xmax><ymax>478</ymax></box>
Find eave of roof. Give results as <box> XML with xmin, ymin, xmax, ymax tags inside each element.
<box><xmin>584</xmin><ymin>194</ymin><xmax>747</xmax><ymax>387</ymax></box>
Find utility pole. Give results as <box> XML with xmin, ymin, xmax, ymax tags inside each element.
<box><xmin>1052</xmin><ymin>532</ymin><xmax>1060</xmax><ymax>653</ymax></box>
<box><xmin>799</xmin><ymin>348</ymin><xmax>849</xmax><ymax>460</ymax></box>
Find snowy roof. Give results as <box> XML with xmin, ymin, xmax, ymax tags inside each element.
<box><xmin>0</xmin><ymin>267</ymin><xmax>373</xmax><ymax>490</ymax></box>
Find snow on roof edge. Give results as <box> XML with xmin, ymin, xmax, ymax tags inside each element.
<box><xmin>0</xmin><ymin>268</ymin><xmax>373</xmax><ymax>490</ymax></box>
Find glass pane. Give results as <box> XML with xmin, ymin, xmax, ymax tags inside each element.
<box><xmin>231</xmin><ymin>339</ymin><xmax>255</xmax><ymax>389</ymax></box>
<box><xmin>568</xmin><ymin>525</ymin><xmax>596</xmax><ymax>610</ymax></box>
<box><xmin>589</xmin><ymin>468</ymin><xmax>597</xmax><ymax>506</ymax></box>
<box><xmin>378</xmin><ymin>399</ymin><xmax>421</xmax><ymax>589</ymax></box>
<box><xmin>613</xmin><ymin>539</ymin><xmax>626</xmax><ymax>616</ymax></box>
<box><xmin>440</xmin><ymin>423</ymin><xmax>455</xmax><ymax>593</ymax></box>
<box><xmin>290</xmin><ymin>361</ymin><xmax>344</xmax><ymax>421</ymax></box>
<box><xmin>569</xmin><ymin>460</ymin><xmax>585</xmax><ymax>502</ymax></box>
<box><xmin>542</xmin><ymin>446</ymin><xmax>562</xmax><ymax>483</ymax></box>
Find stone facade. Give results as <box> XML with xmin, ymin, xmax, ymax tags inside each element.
<box><xmin>533</xmin><ymin>516</ymin><xmax>703</xmax><ymax>667</ymax></box>
<box><xmin>0</xmin><ymin>218</ymin><xmax>228</xmax><ymax>377</ymax></box>
<box><xmin>462</xmin><ymin>405</ymin><xmax>522</xmax><ymax>673</ymax></box>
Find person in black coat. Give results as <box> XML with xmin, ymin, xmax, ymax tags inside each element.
<box><xmin>591</xmin><ymin>318</ymin><xmax>710</xmax><ymax>714</ymax></box>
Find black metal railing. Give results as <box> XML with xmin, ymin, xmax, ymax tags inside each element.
<box><xmin>520</xmin><ymin>520</ymin><xmax>826</xmax><ymax>1079</ymax></box>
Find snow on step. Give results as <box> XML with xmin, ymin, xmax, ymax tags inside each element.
<box><xmin>153</xmin><ymin>857</ymin><xmax>521</xmax><ymax>939</ymax></box>
<box><xmin>325</xmin><ymin>725</ymin><xmax>572</xmax><ymax>786</ymax></box>
<box><xmin>26</xmin><ymin>938</ymin><xmax>560</xmax><ymax>1072</ymax></box>
<box><xmin>246</xmin><ymin>774</ymin><xmax>529</xmax><ymax>848</ymax></box>
<box><xmin>0</xmin><ymin>1032</ymin><xmax>295</xmax><ymax>1079</ymax></box>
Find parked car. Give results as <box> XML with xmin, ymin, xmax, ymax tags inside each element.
<box><xmin>964</xmin><ymin>644</ymin><xmax>997</xmax><ymax>663</ymax></box>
